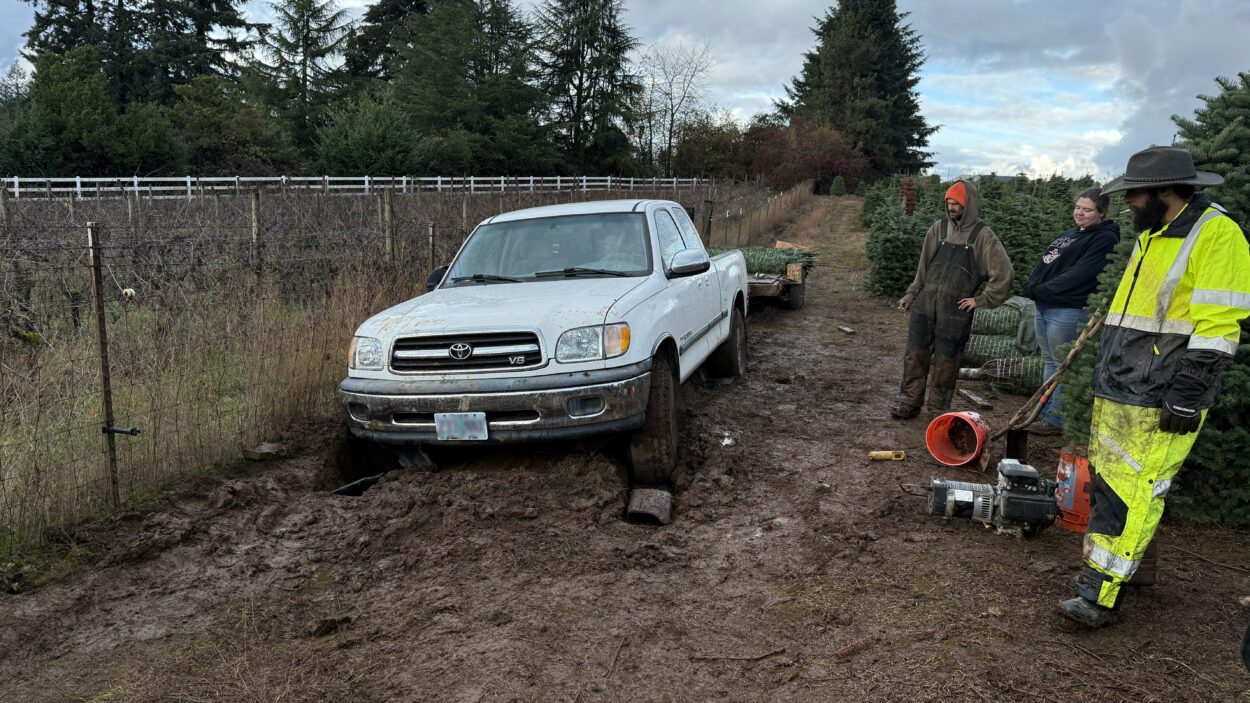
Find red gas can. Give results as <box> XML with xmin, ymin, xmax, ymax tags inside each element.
<box><xmin>1055</xmin><ymin>445</ymin><xmax>1091</xmax><ymax>533</ymax></box>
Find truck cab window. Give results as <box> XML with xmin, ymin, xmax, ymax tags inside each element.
<box><xmin>655</xmin><ymin>210</ymin><xmax>686</xmax><ymax>270</ymax></box>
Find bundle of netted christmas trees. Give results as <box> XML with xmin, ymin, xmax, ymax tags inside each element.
<box><xmin>706</xmin><ymin>245</ymin><xmax>817</xmax><ymax>275</ymax></box>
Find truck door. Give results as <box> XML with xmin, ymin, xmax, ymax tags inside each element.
<box><xmin>654</xmin><ymin>208</ymin><xmax>716</xmax><ymax>362</ymax></box>
<box><xmin>670</xmin><ymin>206</ymin><xmax>722</xmax><ymax>329</ymax></box>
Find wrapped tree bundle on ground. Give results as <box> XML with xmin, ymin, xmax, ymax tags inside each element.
<box><xmin>971</xmin><ymin>303</ymin><xmax>1022</xmax><ymax>336</ymax></box>
<box><xmin>959</xmin><ymin>355</ymin><xmax>1045</xmax><ymax>395</ymax></box>
<box><xmin>961</xmin><ymin>334</ymin><xmax>1019</xmax><ymax>367</ymax></box>
<box><xmin>707</xmin><ymin>245</ymin><xmax>817</xmax><ymax>274</ymax></box>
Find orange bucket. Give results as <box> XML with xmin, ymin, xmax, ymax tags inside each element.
<box><xmin>1055</xmin><ymin>445</ymin><xmax>1091</xmax><ymax>533</ymax></box>
<box><xmin>925</xmin><ymin>412</ymin><xmax>990</xmax><ymax>467</ymax></box>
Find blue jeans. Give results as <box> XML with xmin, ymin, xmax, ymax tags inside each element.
<box><xmin>1034</xmin><ymin>306</ymin><xmax>1090</xmax><ymax>428</ymax></box>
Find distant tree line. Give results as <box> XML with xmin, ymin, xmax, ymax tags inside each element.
<box><xmin>0</xmin><ymin>0</ymin><xmax>933</xmax><ymax>190</ymax></box>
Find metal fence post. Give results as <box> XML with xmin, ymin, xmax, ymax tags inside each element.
<box><xmin>1</xmin><ymin>186</ymin><xmax>10</xmax><ymax>230</ymax></box>
<box><xmin>88</xmin><ymin>222</ymin><xmax>121</xmax><ymax>509</ymax></box>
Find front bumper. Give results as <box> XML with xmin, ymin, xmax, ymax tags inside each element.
<box><xmin>339</xmin><ymin>359</ymin><xmax>652</xmax><ymax>445</ymax></box>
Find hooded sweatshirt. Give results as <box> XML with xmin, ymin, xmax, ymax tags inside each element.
<box><xmin>1022</xmin><ymin>218</ymin><xmax>1121</xmax><ymax>309</ymax></box>
<box><xmin>902</xmin><ymin>179</ymin><xmax>1014</xmax><ymax>309</ymax></box>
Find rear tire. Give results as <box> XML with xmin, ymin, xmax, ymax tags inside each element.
<box><xmin>629</xmin><ymin>355</ymin><xmax>678</xmax><ymax>485</ymax></box>
<box><xmin>706</xmin><ymin>307</ymin><xmax>747</xmax><ymax>378</ymax></box>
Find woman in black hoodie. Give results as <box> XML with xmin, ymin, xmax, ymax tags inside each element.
<box><xmin>1021</xmin><ymin>187</ymin><xmax>1121</xmax><ymax>434</ymax></box>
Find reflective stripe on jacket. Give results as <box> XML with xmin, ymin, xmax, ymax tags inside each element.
<box><xmin>1092</xmin><ymin>198</ymin><xmax>1250</xmax><ymax>407</ymax></box>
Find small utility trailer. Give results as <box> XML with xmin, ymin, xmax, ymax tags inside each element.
<box><xmin>747</xmin><ymin>262</ymin><xmax>808</xmax><ymax>310</ymax></box>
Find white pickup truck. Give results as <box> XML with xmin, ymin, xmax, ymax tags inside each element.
<box><xmin>338</xmin><ymin>198</ymin><xmax>749</xmax><ymax>484</ymax></box>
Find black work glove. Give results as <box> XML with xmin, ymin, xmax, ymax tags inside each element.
<box><xmin>1159</xmin><ymin>359</ymin><xmax>1220</xmax><ymax>434</ymax></box>
<box><xmin>1160</xmin><ymin>400</ymin><xmax>1201</xmax><ymax>434</ymax></box>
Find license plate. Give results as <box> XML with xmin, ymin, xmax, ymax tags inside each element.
<box><xmin>435</xmin><ymin>412</ymin><xmax>488</xmax><ymax>440</ymax></box>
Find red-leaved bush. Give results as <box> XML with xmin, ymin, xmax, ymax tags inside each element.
<box><xmin>748</xmin><ymin>117</ymin><xmax>868</xmax><ymax>193</ymax></box>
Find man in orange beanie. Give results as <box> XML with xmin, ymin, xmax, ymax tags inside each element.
<box><xmin>892</xmin><ymin>179</ymin><xmax>1014</xmax><ymax>419</ymax></box>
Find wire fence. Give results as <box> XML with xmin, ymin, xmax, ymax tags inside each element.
<box><xmin>0</xmin><ymin>179</ymin><xmax>780</xmax><ymax>558</ymax></box>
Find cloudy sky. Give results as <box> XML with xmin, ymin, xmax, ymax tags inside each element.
<box><xmin>3</xmin><ymin>0</ymin><xmax>1250</xmax><ymax>179</ymax></box>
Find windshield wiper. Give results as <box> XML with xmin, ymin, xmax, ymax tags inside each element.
<box><xmin>534</xmin><ymin>267</ymin><xmax>631</xmax><ymax>278</ymax></box>
<box><xmin>449</xmin><ymin>273</ymin><xmax>521</xmax><ymax>284</ymax></box>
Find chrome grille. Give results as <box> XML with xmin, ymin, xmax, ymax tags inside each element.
<box><xmin>391</xmin><ymin>332</ymin><xmax>542</xmax><ymax>371</ymax></box>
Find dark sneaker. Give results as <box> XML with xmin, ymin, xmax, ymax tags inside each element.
<box><xmin>891</xmin><ymin>404</ymin><xmax>920</xmax><ymax>420</ymax></box>
<box><xmin>1026</xmin><ymin>419</ymin><xmax>1063</xmax><ymax>436</ymax></box>
<box><xmin>1057</xmin><ymin>596</ymin><xmax>1118</xmax><ymax>627</ymax></box>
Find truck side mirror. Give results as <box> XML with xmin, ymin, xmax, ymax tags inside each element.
<box><xmin>669</xmin><ymin>249</ymin><xmax>710</xmax><ymax>277</ymax></box>
<box><xmin>426</xmin><ymin>265</ymin><xmax>448</xmax><ymax>291</ymax></box>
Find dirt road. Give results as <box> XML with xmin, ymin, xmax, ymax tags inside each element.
<box><xmin>3</xmin><ymin>196</ymin><xmax>1249</xmax><ymax>702</ymax></box>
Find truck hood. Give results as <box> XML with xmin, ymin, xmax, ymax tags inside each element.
<box><xmin>357</xmin><ymin>277</ymin><xmax>650</xmax><ymax>339</ymax></box>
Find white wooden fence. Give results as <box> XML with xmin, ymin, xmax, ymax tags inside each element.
<box><xmin>1</xmin><ymin>175</ymin><xmax>709</xmax><ymax>200</ymax></box>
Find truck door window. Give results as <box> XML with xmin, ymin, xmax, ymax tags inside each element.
<box><xmin>655</xmin><ymin>210</ymin><xmax>686</xmax><ymax>269</ymax></box>
<box><xmin>670</xmin><ymin>207</ymin><xmax>706</xmax><ymax>250</ymax></box>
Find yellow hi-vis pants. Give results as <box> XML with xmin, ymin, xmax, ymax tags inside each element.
<box><xmin>1084</xmin><ymin>398</ymin><xmax>1205</xmax><ymax>608</ymax></box>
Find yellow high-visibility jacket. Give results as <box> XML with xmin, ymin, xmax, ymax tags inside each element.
<box><xmin>1093</xmin><ymin>195</ymin><xmax>1250</xmax><ymax>408</ymax></box>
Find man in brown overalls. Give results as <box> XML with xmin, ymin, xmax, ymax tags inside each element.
<box><xmin>892</xmin><ymin>180</ymin><xmax>1014</xmax><ymax>419</ymax></box>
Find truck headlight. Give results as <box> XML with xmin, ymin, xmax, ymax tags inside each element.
<box><xmin>349</xmin><ymin>336</ymin><xmax>384</xmax><ymax>370</ymax></box>
<box><xmin>556</xmin><ymin>323</ymin><xmax>630</xmax><ymax>362</ymax></box>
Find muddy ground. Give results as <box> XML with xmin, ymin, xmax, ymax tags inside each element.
<box><xmin>3</xmin><ymin>196</ymin><xmax>1250</xmax><ymax>702</ymax></box>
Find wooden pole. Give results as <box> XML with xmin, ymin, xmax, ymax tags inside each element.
<box><xmin>384</xmin><ymin>188</ymin><xmax>394</xmax><ymax>263</ymax></box>
<box><xmin>250</xmin><ymin>189</ymin><xmax>261</xmax><ymax>278</ymax></box>
<box><xmin>428</xmin><ymin>221</ymin><xmax>436</xmax><ymax>272</ymax></box>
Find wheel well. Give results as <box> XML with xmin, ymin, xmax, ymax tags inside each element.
<box><xmin>654</xmin><ymin>338</ymin><xmax>679</xmax><ymax>378</ymax></box>
<box><xmin>734</xmin><ymin>292</ymin><xmax>745</xmax><ymax>316</ymax></box>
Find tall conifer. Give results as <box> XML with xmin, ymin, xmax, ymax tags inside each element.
<box><xmin>781</xmin><ymin>0</ymin><xmax>934</xmax><ymax>177</ymax></box>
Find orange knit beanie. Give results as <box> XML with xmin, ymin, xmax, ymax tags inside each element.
<box><xmin>944</xmin><ymin>182</ymin><xmax>967</xmax><ymax>206</ymax></box>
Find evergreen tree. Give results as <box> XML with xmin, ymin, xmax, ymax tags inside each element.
<box><xmin>343</xmin><ymin>0</ymin><xmax>429</xmax><ymax>80</ymax></box>
<box><xmin>315</xmin><ymin>90</ymin><xmax>420</xmax><ymax>174</ymax></box>
<box><xmin>172</xmin><ymin>75</ymin><xmax>292</xmax><ymax>174</ymax></box>
<box><xmin>780</xmin><ymin>0</ymin><xmax>934</xmax><ymax>177</ymax></box>
<box><xmin>393</xmin><ymin>0</ymin><xmax>560</xmax><ymax>175</ymax></box>
<box><xmin>24</xmin><ymin>0</ymin><xmax>252</xmax><ymax>107</ymax></box>
<box><xmin>0</xmin><ymin>64</ymin><xmax>29</xmax><ymax>118</ymax></box>
<box><xmin>21</xmin><ymin>0</ymin><xmax>107</xmax><ymax>59</ymax></box>
<box><xmin>25</xmin><ymin>46</ymin><xmax>117</xmax><ymax>174</ymax></box>
<box><xmin>1174</xmin><ymin>72</ymin><xmax>1250</xmax><ymax>234</ymax></box>
<box><xmin>535</xmin><ymin>0</ymin><xmax>640</xmax><ymax>174</ymax></box>
<box><xmin>252</xmin><ymin>0</ymin><xmax>353</xmax><ymax>150</ymax></box>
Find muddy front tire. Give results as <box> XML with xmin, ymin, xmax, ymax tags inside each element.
<box><xmin>628</xmin><ymin>355</ymin><xmax>678</xmax><ymax>485</ymax></box>
<box><xmin>706</xmin><ymin>307</ymin><xmax>747</xmax><ymax>379</ymax></box>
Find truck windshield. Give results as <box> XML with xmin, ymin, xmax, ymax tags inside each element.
<box><xmin>446</xmin><ymin>213</ymin><xmax>651</xmax><ymax>285</ymax></box>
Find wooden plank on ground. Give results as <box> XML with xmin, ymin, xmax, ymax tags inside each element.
<box><xmin>959</xmin><ymin>388</ymin><xmax>992</xmax><ymax>410</ymax></box>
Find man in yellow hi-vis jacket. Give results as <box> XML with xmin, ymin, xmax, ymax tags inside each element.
<box><xmin>1058</xmin><ymin>146</ymin><xmax>1250</xmax><ymax>627</ymax></box>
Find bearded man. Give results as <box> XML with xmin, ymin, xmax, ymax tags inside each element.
<box><xmin>1059</xmin><ymin>146</ymin><xmax>1250</xmax><ymax>627</ymax></box>
<box><xmin>892</xmin><ymin>179</ymin><xmax>1014</xmax><ymax>419</ymax></box>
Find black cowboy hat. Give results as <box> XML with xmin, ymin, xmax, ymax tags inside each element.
<box><xmin>1100</xmin><ymin>146</ymin><xmax>1223</xmax><ymax>195</ymax></box>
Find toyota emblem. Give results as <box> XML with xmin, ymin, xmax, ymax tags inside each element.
<box><xmin>449</xmin><ymin>342</ymin><xmax>473</xmax><ymax>360</ymax></box>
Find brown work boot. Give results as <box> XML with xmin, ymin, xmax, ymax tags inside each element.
<box><xmin>926</xmin><ymin>356</ymin><xmax>958</xmax><ymax>416</ymax></box>
<box><xmin>893</xmin><ymin>349</ymin><xmax>929</xmax><ymax>419</ymax></box>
